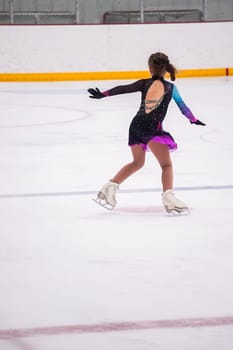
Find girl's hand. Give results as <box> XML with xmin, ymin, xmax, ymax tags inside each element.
<box><xmin>88</xmin><ymin>88</ymin><xmax>105</xmax><ymax>99</ymax></box>
<box><xmin>190</xmin><ymin>119</ymin><xmax>206</xmax><ymax>126</ymax></box>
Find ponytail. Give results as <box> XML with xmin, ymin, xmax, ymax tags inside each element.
<box><xmin>148</xmin><ymin>52</ymin><xmax>176</xmax><ymax>81</ymax></box>
<box><xmin>166</xmin><ymin>62</ymin><xmax>176</xmax><ymax>81</ymax></box>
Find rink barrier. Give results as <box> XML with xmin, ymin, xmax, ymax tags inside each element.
<box><xmin>0</xmin><ymin>68</ymin><xmax>232</xmax><ymax>82</ymax></box>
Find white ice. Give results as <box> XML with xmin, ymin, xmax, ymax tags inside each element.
<box><xmin>0</xmin><ymin>77</ymin><xmax>233</xmax><ymax>350</ymax></box>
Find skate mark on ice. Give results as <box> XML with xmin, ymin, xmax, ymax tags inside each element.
<box><xmin>0</xmin><ymin>316</ymin><xmax>233</xmax><ymax>339</ymax></box>
<box><xmin>0</xmin><ymin>184</ymin><xmax>232</xmax><ymax>200</ymax></box>
<box><xmin>0</xmin><ymin>104</ymin><xmax>90</xmax><ymax>128</ymax></box>
<box><xmin>115</xmin><ymin>205</ymin><xmax>164</xmax><ymax>215</ymax></box>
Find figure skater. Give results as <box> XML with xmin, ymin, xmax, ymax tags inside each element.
<box><xmin>88</xmin><ymin>52</ymin><xmax>205</xmax><ymax>214</ymax></box>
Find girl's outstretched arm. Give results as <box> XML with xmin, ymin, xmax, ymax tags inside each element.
<box><xmin>172</xmin><ymin>85</ymin><xmax>206</xmax><ymax>125</ymax></box>
<box><xmin>88</xmin><ymin>79</ymin><xmax>145</xmax><ymax>98</ymax></box>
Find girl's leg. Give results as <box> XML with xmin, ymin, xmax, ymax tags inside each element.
<box><xmin>96</xmin><ymin>145</ymin><xmax>146</xmax><ymax>208</ymax></box>
<box><xmin>148</xmin><ymin>141</ymin><xmax>188</xmax><ymax>213</ymax></box>
<box><xmin>148</xmin><ymin>141</ymin><xmax>173</xmax><ymax>191</ymax></box>
<box><xmin>111</xmin><ymin>144</ymin><xmax>146</xmax><ymax>184</ymax></box>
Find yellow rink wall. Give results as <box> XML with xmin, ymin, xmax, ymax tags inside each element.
<box><xmin>0</xmin><ymin>68</ymin><xmax>232</xmax><ymax>82</ymax></box>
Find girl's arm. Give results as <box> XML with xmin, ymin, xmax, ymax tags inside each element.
<box><xmin>172</xmin><ymin>85</ymin><xmax>197</xmax><ymax>122</ymax></box>
<box><xmin>172</xmin><ymin>85</ymin><xmax>206</xmax><ymax>125</ymax></box>
<box><xmin>103</xmin><ymin>79</ymin><xmax>145</xmax><ymax>96</ymax></box>
<box><xmin>88</xmin><ymin>79</ymin><xmax>145</xmax><ymax>99</ymax></box>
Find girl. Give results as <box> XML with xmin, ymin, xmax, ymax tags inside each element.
<box><xmin>88</xmin><ymin>52</ymin><xmax>205</xmax><ymax>214</ymax></box>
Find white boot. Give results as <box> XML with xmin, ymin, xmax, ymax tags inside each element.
<box><xmin>162</xmin><ymin>189</ymin><xmax>189</xmax><ymax>214</ymax></box>
<box><xmin>96</xmin><ymin>180</ymin><xmax>119</xmax><ymax>209</ymax></box>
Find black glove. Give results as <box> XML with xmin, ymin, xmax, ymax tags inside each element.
<box><xmin>190</xmin><ymin>119</ymin><xmax>206</xmax><ymax>126</ymax></box>
<box><xmin>88</xmin><ymin>87</ymin><xmax>105</xmax><ymax>99</ymax></box>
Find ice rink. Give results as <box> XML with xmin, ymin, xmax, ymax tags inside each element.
<box><xmin>0</xmin><ymin>76</ymin><xmax>233</xmax><ymax>349</ymax></box>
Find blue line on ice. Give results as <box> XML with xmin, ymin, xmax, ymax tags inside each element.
<box><xmin>0</xmin><ymin>185</ymin><xmax>232</xmax><ymax>199</ymax></box>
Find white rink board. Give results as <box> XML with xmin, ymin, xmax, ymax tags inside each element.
<box><xmin>0</xmin><ymin>22</ymin><xmax>233</xmax><ymax>73</ymax></box>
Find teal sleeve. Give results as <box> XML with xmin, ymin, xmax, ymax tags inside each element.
<box><xmin>172</xmin><ymin>85</ymin><xmax>197</xmax><ymax>122</ymax></box>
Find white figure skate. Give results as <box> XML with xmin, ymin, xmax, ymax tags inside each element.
<box><xmin>93</xmin><ymin>180</ymin><xmax>119</xmax><ymax>210</ymax></box>
<box><xmin>162</xmin><ymin>189</ymin><xmax>189</xmax><ymax>215</ymax></box>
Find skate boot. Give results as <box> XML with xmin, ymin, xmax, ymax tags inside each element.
<box><xmin>162</xmin><ymin>189</ymin><xmax>189</xmax><ymax>215</ymax></box>
<box><xmin>93</xmin><ymin>180</ymin><xmax>119</xmax><ymax>210</ymax></box>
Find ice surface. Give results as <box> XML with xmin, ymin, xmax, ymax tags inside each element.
<box><xmin>0</xmin><ymin>77</ymin><xmax>233</xmax><ymax>349</ymax></box>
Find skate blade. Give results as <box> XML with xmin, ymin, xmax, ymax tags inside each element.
<box><xmin>92</xmin><ymin>197</ymin><xmax>114</xmax><ymax>211</ymax></box>
<box><xmin>165</xmin><ymin>206</ymin><xmax>190</xmax><ymax>216</ymax></box>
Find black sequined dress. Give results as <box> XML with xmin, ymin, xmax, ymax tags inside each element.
<box><xmin>103</xmin><ymin>76</ymin><xmax>177</xmax><ymax>151</ymax></box>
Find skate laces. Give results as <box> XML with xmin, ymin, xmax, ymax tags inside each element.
<box><xmin>162</xmin><ymin>189</ymin><xmax>186</xmax><ymax>207</ymax></box>
<box><xmin>97</xmin><ymin>181</ymin><xmax>119</xmax><ymax>208</ymax></box>
<box><xmin>107</xmin><ymin>182</ymin><xmax>118</xmax><ymax>199</ymax></box>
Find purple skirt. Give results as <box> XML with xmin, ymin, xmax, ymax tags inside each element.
<box><xmin>130</xmin><ymin>133</ymin><xmax>177</xmax><ymax>152</ymax></box>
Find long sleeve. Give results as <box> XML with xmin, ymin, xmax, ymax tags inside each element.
<box><xmin>172</xmin><ymin>85</ymin><xmax>197</xmax><ymax>122</ymax></box>
<box><xmin>103</xmin><ymin>79</ymin><xmax>145</xmax><ymax>97</ymax></box>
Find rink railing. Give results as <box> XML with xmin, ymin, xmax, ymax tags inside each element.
<box><xmin>1</xmin><ymin>0</ymin><xmax>205</xmax><ymax>25</ymax></box>
<box><xmin>0</xmin><ymin>68</ymin><xmax>232</xmax><ymax>82</ymax></box>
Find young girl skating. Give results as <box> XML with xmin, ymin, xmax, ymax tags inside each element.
<box><xmin>88</xmin><ymin>52</ymin><xmax>205</xmax><ymax>214</ymax></box>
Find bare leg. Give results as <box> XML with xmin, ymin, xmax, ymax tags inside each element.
<box><xmin>148</xmin><ymin>141</ymin><xmax>188</xmax><ymax>213</ymax></box>
<box><xmin>111</xmin><ymin>145</ymin><xmax>146</xmax><ymax>184</ymax></box>
<box><xmin>148</xmin><ymin>141</ymin><xmax>173</xmax><ymax>191</ymax></box>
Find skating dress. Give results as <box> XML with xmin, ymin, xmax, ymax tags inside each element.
<box><xmin>103</xmin><ymin>75</ymin><xmax>197</xmax><ymax>151</ymax></box>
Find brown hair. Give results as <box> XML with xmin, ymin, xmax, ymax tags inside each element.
<box><xmin>148</xmin><ymin>52</ymin><xmax>176</xmax><ymax>81</ymax></box>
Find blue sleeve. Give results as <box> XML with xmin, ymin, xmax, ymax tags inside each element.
<box><xmin>172</xmin><ymin>85</ymin><xmax>197</xmax><ymax>122</ymax></box>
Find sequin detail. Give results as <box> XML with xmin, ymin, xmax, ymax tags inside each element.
<box><xmin>103</xmin><ymin>76</ymin><xmax>196</xmax><ymax>152</ymax></box>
